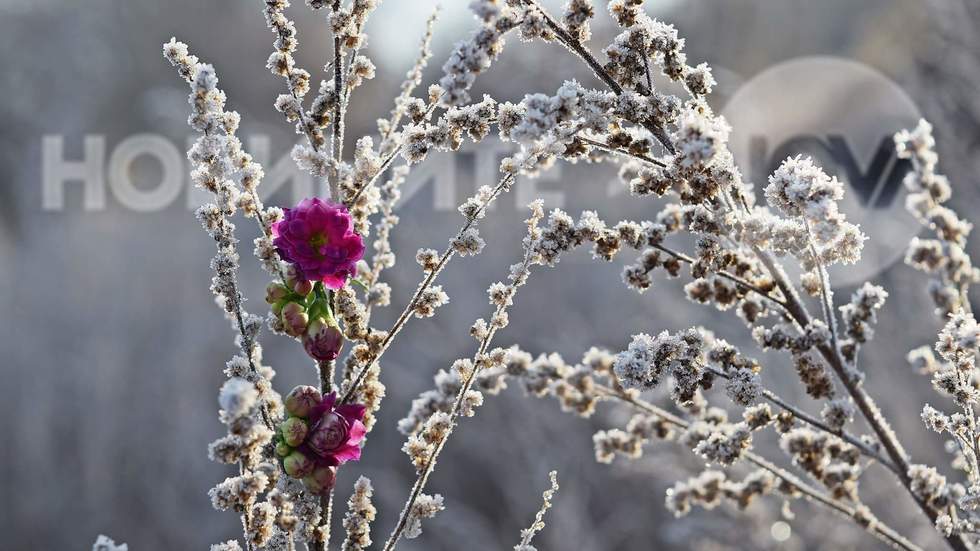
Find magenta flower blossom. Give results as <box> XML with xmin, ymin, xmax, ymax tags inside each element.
<box><xmin>272</xmin><ymin>197</ymin><xmax>365</xmax><ymax>289</ymax></box>
<box><xmin>277</xmin><ymin>387</ymin><xmax>366</xmax><ymax>494</ymax></box>
<box><xmin>300</xmin><ymin>392</ymin><xmax>366</xmax><ymax>466</ymax></box>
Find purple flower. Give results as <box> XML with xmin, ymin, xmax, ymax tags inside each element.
<box><xmin>299</xmin><ymin>392</ymin><xmax>366</xmax><ymax>467</ymax></box>
<box><xmin>277</xmin><ymin>388</ymin><xmax>366</xmax><ymax>485</ymax></box>
<box><xmin>272</xmin><ymin>198</ymin><xmax>365</xmax><ymax>289</ymax></box>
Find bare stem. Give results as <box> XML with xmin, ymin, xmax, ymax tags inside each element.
<box><xmin>318</xmin><ymin>359</ymin><xmax>336</xmax><ymax>394</ymax></box>
<box><xmin>330</xmin><ymin>0</ymin><xmax>345</xmax><ymax>199</ymax></box>
<box><xmin>310</xmin><ymin>359</ymin><xmax>336</xmax><ymax>551</ymax></box>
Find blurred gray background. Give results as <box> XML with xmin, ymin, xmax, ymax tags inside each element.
<box><xmin>2</xmin><ymin>0</ymin><xmax>979</xmax><ymax>549</ymax></box>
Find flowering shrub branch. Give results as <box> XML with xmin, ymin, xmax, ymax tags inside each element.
<box><xmin>111</xmin><ymin>1</ymin><xmax>980</xmax><ymax>551</ymax></box>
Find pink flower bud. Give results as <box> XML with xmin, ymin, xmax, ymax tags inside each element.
<box><xmin>303</xmin><ymin>466</ymin><xmax>337</xmax><ymax>495</ymax></box>
<box><xmin>284</xmin><ymin>264</ymin><xmax>302</xmax><ymax>288</ymax></box>
<box><xmin>303</xmin><ymin>319</ymin><xmax>344</xmax><ymax>362</ymax></box>
<box><xmin>284</xmin><ymin>385</ymin><xmax>322</xmax><ymax>417</ymax></box>
<box><xmin>293</xmin><ymin>278</ymin><xmax>314</xmax><ymax>296</ymax></box>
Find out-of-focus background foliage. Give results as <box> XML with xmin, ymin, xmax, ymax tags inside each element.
<box><xmin>2</xmin><ymin>1</ymin><xmax>979</xmax><ymax>549</ymax></box>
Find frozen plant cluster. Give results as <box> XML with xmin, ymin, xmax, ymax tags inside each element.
<box><xmin>94</xmin><ymin>2</ymin><xmax>980</xmax><ymax>550</ymax></box>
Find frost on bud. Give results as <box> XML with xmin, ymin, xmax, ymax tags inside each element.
<box><xmin>285</xmin><ymin>385</ymin><xmax>322</xmax><ymax>417</ymax></box>
<box><xmin>412</xmin><ymin>286</ymin><xmax>450</xmax><ymax>318</ymax></box>
<box><xmin>92</xmin><ymin>535</ymin><xmax>128</xmax><ymax>551</ymax></box>
<box><xmin>304</xmin><ymin>465</ymin><xmax>337</xmax><ymax>495</ymax></box>
<box><xmin>416</xmin><ymin>248</ymin><xmax>440</xmax><ymax>272</ymax></box>
<box><xmin>280</xmin><ymin>416</ymin><xmax>309</xmax><ymax>447</ymax></box>
<box><xmin>303</xmin><ymin>319</ymin><xmax>345</xmax><ymax>361</ymax></box>
<box><xmin>283</xmin><ymin>451</ymin><xmax>315</xmax><ymax>478</ymax></box>
<box><xmin>281</xmin><ymin>302</ymin><xmax>309</xmax><ymax>337</ymax></box>
<box><xmin>219</xmin><ymin>377</ymin><xmax>258</xmax><ymax>421</ymax></box>
<box><xmin>403</xmin><ymin>493</ymin><xmax>444</xmax><ymax>539</ymax></box>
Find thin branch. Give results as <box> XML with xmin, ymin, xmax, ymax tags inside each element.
<box><xmin>705</xmin><ymin>366</ymin><xmax>899</xmax><ymax>475</ymax></box>
<box><xmin>340</xmin><ymin>169</ymin><xmax>518</xmax><ymax>404</ymax></box>
<box><xmin>269</xmin><ymin>23</ymin><xmax>325</xmax><ymax>156</ymax></box>
<box><xmin>642</xmin><ymin>51</ymin><xmax>654</xmax><ymax>95</ymax></box>
<box><xmin>577</xmin><ymin>135</ymin><xmax>667</xmax><ymax>167</ymax></box>
<box><xmin>347</xmin><ymin>100</ymin><xmax>440</xmax><ymax>207</ymax></box>
<box><xmin>382</xmin><ymin>216</ymin><xmax>541</xmax><ymax>551</ymax></box>
<box><xmin>249</xmin><ymin>190</ymin><xmax>286</xmax><ymax>283</ymax></box>
<box><xmin>194</xmin><ymin>119</ymin><xmax>275</xmax><ymax>432</ymax></box>
<box><xmin>310</xmin><ymin>359</ymin><xmax>336</xmax><ymax>551</ymax></box>
<box><xmin>342</xmin><ymin>132</ymin><xmax>573</xmax><ymax>404</ymax></box>
<box><xmin>324</xmin><ymin>0</ymin><xmax>346</xmax><ymax>201</ymax></box>
<box><xmin>649</xmin><ymin>242</ymin><xmax>789</xmax><ymax>308</ymax></box>
<box><xmin>596</xmin><ymin>386</ymin><xmax>923</xmax><ymax>551</ymax></box>
<box><xmin>380</xmin><ymin>6</ymin><xmax>440</xmax><ymax>151</ymax></box>
<box><xmin>346</xmin><ymin>146</ymin><xmax>401</xmax><ymax>207</ymax></box>
<box><xmin>753</xmin><ymin>248</ymin><xmax>971</xmax><ymax>551</ymax></box>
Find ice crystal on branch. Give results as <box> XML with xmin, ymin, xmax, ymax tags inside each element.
<box><xmin>765</xmin><ymin>155</ymin><xmax>866</xmax><ymax>268</ymax></box>
<box><xmin>92</xmin><ymin>536</ymin><xmax>128</xmax><ymax>551</ymax></box>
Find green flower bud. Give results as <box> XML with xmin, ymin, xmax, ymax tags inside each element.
<box><xmin>283</xmin><ymin>450</ymin><xmax>314</xmax><ymax>478</ymax></box>
<box><xmin>280</xmin><ymin>416</ymin><xmax>309</xmax><ymax>447</ymax></box>
<box><xmin>285</xmin><ymin>385</ymin><xmax>322</xmax><ymax>417</ymax></box>
<box><xmin>265</xmin><ymin>283</ymin><xmax>289</xmax><ymax>304</ymax></box>
<box><xmin>275</xmin><ymin>441</ymin><xmax>293</xmax><ymax>457</ymax></box>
